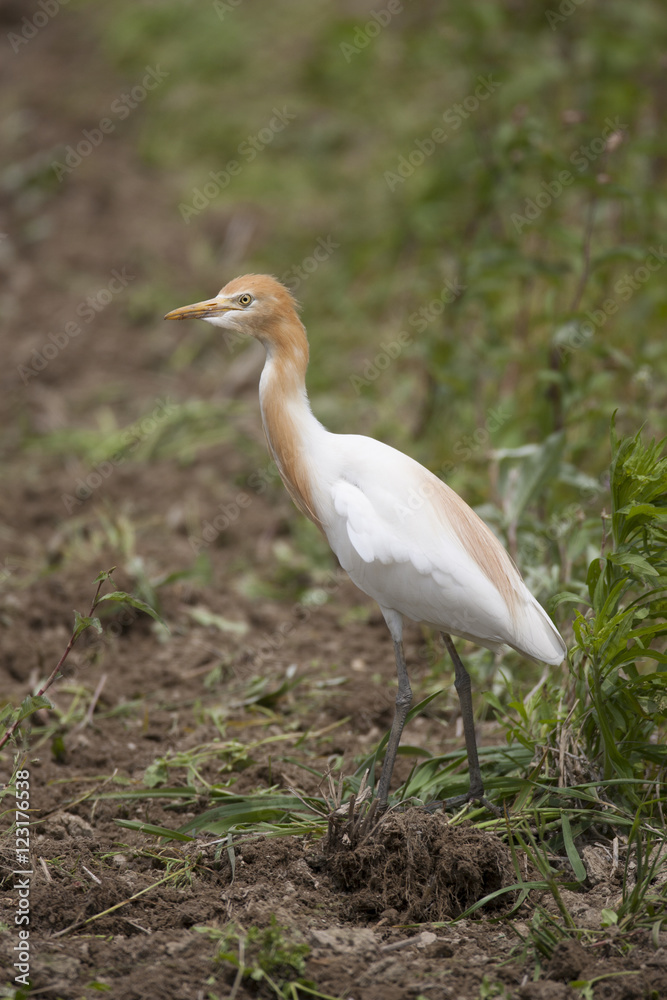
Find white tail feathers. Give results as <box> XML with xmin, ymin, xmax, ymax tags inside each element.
<box><xmin>512</xmin><ymin>595</ymin><xmax>567</xmax><ymax>665</ymax></box>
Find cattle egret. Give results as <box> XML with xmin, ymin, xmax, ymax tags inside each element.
<box><xmin>165</xmin><ymin>275</ymin><xmax>566</xmax><ymax>810</ymax></box>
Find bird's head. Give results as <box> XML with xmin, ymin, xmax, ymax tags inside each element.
<box><xmin>164</xmin><ymin>274</ymin><xmax>303</xmax><ymax>351</ymax></box>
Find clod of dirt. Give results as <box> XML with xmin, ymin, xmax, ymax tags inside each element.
<box><xmin>547</xmin><ymin>939</ymin><xmax>588</xmax><ymax>982</ymax></box>
<box><xmin>321</xmin><ymin>810</ymin><xmax>514</xmax><ymax>921</ymax></box>
<box><xmin>581</xmin><ymin>844</ymin><xmax>617</xmax><ymax>885</ymax></box>
<box><xmin>39</xmin><ymin>811</ymin><xmax>94</xmax><ymax>840</ymax></box>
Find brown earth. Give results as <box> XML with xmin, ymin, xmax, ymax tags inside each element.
<box><xmin>1</xmin><ymin>6</ymin><xmax>666</xmax><ymax>999</ymax></box>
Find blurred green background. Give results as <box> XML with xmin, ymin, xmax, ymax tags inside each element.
<box><xmin>4</xmin><ymin>0</ymin><xmax>667</xmax><ymax>605</ymax></box>
<box><xmin>105</xmin><ymin>3</ymin><xmax>665</xmax><ymax>451</ymax></box>
<box><xmin>115</xmin><ymin>0</ymin><xmax>664</xmax><ymax>589</ymax></box>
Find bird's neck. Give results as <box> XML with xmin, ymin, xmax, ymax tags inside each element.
<box><xmin>258</xmin><ymin>321</ymin><xmax>325</xmax><ymax>527</ymax></box>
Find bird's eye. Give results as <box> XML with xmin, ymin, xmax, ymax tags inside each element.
<box><xmin>238</xmin><ymin>293</ymin><xmax>253</xmax><ymax>306</ymax></box>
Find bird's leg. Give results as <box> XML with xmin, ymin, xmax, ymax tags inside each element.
<box><xmin>442</xmin><ymin>633</ymin><xmax>484</xmax><ymax>799</ymax></box>
<box><xmin>439</xmin><ymin>633</ymin><xmax>500</xmax><ymax>814</ymax></box>
<box><xmin>376</xmin><ymin>639</ymin><xmax>412</xmax><ymax>810</ymax></box>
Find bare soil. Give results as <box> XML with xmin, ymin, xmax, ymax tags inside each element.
<box><xmin>1</xmin><ymin>6</ymin><xmax>666</xmax><ymax>999</ymax></box>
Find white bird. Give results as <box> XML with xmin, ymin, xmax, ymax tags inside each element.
<box><xmin>165</xmin><ymin>275</ymin><xmax>566</xmax><ymax>810</ymax></box>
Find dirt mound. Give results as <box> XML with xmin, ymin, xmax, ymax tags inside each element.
<box><xmin>322</xmin><ymin>809</ymin><xmax>513</xmax><ymax>921</ymax></box>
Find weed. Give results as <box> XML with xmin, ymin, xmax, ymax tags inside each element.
<box><xmin>0</xmin><ymin>568</ymin><xmax>164</xmax><ymax>755</ymax></box>
<box><xmin>199</xmin><ymin>916</ymin><xmax>313</xmax><ymax>998</ymax></box>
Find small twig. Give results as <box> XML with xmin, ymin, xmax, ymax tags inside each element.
<box><xmin>535</xmin><ymin>744</ymin><xmax>585</xmax><ymax>763</ymax></box>
<box><xmin>124</xmin><ymin>918</ymin><xmax>151</xmax><ymax>935</ymax></box>
<box><xmin>381</xmin><ymin>937</ymin><xmax>422</xmax><ymax>953</ymax></box>
<box><xmin>287</xmin><ymin>786</ymin><xmax>327</xmax><ymax>818</ymax></box>
<box><xmin>229</xmin><ymin>937</ymin><xmax>245</xmax><ymax>1000</ymax></box>
<box><xmin>39</xmin><ymin>857</ymin><xmax>52</xmax><ymax>882</ymax></box>
<box><xmin>348</xmin><ymin>791</ymin><xmax>358</xmax><ymax>829</ymax></box>
<box><xmin>81</xmin><ymin>865</ymin><xmax>102</xmax><ymax>886</ymax></box>
<box><xmin>355</xmin><ymin>797</ymin><xmax>385</xmax><ymax>847</ymax></box>
<box><xmin>78</xmin><ymin>672</ymin><xmax>107</xmax><ymax>730</ymax></box>
<box><xmin>0</xmin><ymin>572</ymin><xmax>114</xmax><ymax>752</ymax></box>
<box><xmin>323</xmin><ymin>768</ymin><xmax>344</xmax><ymax>811</ymax></box>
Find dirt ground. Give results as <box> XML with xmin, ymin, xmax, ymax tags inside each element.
<box><xmin>1</xmin><ymin>6</ymin><xmax>666</xmax><ymax>999</ymax></box>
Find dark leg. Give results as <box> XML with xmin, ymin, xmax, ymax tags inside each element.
<box><xmin>376</xmin><ymin>639</ymin><xmax>412</xmax><ymax>809</ymax></box>
<box><xmin>439</xmin><ymin>633</ymin><xmax>500</xmax><ymax>814</ymax></box>
<box><xmin>442</xmin><ymin>633</ymin><xmax>484</xmax><ymax>798</ymax></box>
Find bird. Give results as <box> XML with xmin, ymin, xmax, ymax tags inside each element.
<box><xmin>165</xmin><ymin>274</ymin><xmax>566</xmax><ymax>811</ymax></box>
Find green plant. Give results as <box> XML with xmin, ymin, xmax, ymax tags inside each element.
<box><xmin>199</xmin><ymin>916</ymin><xmax>314</xmax><ymax>998</ymax></box>
<box><xmin>0</xmin><ymin>568</ymin><xmax>164</xmax><ymax>754</ymax></box>
<box><xmin>427</xmin><ymin>424</ymin><xmax>667</xmax><ymax>822</ymax></box>
<box><xmin>559</xmin><ymin>423</ymin><xmax>667</xmax><ymax>804</ymax></box>
<box><xmin>477</xmin><ymin>978</ymin><xmax>513</xmax><ymax>999</ymax></box>
<box><xmin>602</xmin><ymin>815</ymin><xmax>667</xmax><ymax>931</ymax></box>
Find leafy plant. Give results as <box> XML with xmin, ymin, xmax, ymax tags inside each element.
<box><xmin>0</xmin><ymin>568</ymin><xmax>164</xmax><ymax>753</ymax></box>
<box><xmin>426</xmin><ymin>424</ymin><xmax>667</xmax><ymax>823</ymax></box>
<box><xmin>559</xmin><ymin>423</ymin><xmax>667</xmax><ymax>804</ymax></box>
<box><xmin>199</xmin><ymin>916</ymin><xmax>315</xmax><ymax>999</ymax></box>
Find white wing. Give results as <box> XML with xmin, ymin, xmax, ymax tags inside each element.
<box><xmin>319</xmin><ymin>436</ymin><xmax>564</xmax><ymax>665</ymax></box>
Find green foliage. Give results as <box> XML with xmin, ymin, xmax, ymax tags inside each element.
<box><xmin>448</xmin><ymin>426</ymin><xmax>667</xmax><ymax>824</ymax></box>
<box><xmin>477</xmin><ymin>979</ymin><xmax>513</xmax><ymax>999</ymax></box>
<box><xmin>29</xmin><ymin>399</ymin><xmax>236</xmax><ymax>467</ymax></box>
<box><xmin>0</xmin><ymin>694</ymin><xmax>53</xmax><ymax>733</ymax></box>
<box><xmin>198</xmin><ymin>916</ymin><xmax>312</xmax><ymax>997</ymax></box>
<box><xmin>74</xmin><ymin>0</ymin><xmax>667</xmax><ymax>495</ymax></box>
<box><xmin>566</xmin><ymin>424</ymin><xmax>667</xmax><ymax>797</ymax></box>
<box><xmin>609</xmin><ymin>815</ymin><xmax>667</xmax><ymax>928</ymax></box>
<box><xmin>95</xmin><ymin>589</ymin><xmax>165</xmax><ymax>625</ymax></box>
<box><xmin>0</xmin><ymin>569</ymin><xmax>165</xmax><ymax>753</ymax></box>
